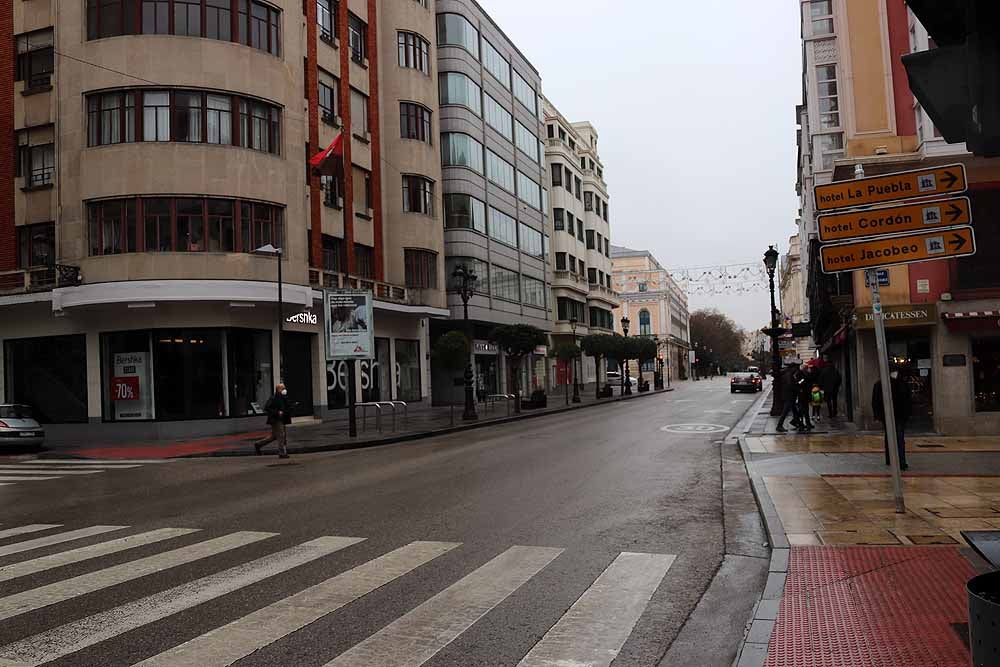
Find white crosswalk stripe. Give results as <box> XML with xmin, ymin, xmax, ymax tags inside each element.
<box><xmin>0</xmin><ymin>525</ymin><xmax>677</xmax><ymax>667</ymax></box>
<box><xmin>0</xmin><ymin>536</ymin><xmax>363</xmax><ymax>667</ymax></box>
<box><xmin>0</xmin><ymin>531</ymin><xmax>274</xmax><ymax>621</ymax></box>
<box><xmin>0</xmin><ymin>476</ymin><xmax>60</xmax><ymax>482</ymax></box>
<box><xmin>135</xmin><ymin>540</ymin><xmax>456</xmax><ymax>667</ymax></box>
<box><xmin>0</xmin><ymin>459</ymin><xmax>171</xmax><ymax>488</ymax></box>
<box><xmin>0</xmin><ymin>525</ymin><xmax>127</xmax><ymax>558</ymax></box>
<box><xmin>0</xmin><ymin>469</ymin><xmax>104</xmax><ymax>476</ymax></box>
<box><xmin>517</xmin><ymin>552</ymin><xmax>676</xmax><ymax>667</ymax></box>
<box><xmin>325</xmin><ymin>545</ymin><xmax>564</xmax><ymax>667</ymax></box>
<box><xmin>0</xmin><ymin>528</ymin><xmax>199</xmax><ymax>584</ymax></box>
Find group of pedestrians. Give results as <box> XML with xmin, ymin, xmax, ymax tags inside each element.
<box><xmin>775</xmin><ymin>358</ymin><xmax>842</xmax><ymax>433</ymax></box>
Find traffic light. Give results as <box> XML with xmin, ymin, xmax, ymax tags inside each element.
<box><xmin>903</xmin><ymin>0</ymin><xmax>1000</xmax><ymax>156</ymax></box>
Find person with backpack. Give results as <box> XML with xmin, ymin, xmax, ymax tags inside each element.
<box><xmin>810</xmin><ymin>383</ymin><xmax>824</xmax><ymax>421</ymax></box>
<box><xmin>254</xmin><ymin>383</ymin><xmax>290</xmax><ymax>459</ymax></box>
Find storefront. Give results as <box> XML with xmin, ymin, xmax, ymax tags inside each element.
<box><xmin>934</xmin><ymin>304</ymin><xmax>1000</xmax><ymax>435</ymax></box>
<box><xmin>474</xmin><ymin>339</ymin><xmax>500</xmax><ymax>401</ymax></box>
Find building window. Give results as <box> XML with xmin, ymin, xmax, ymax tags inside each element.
<box><xmin>557</xmin><ymin>298</ymin><xmax>585</xmax><ymax>322</ymax></box>
<box><xmin>584</xmin><ymin>191</ymin><xmax>594</xmax><ymax>211</ymax></box>
<box><xmin>522</xmin><ymin>275</ymin><xmax>545</xmax><ymax>307</ymax></box>
<box><xmin>319</xmin><ymin>76</ymin><xmax>338</xmax><ymax>123</ymax></box>
<box><xmin>436</xmin><ymin>12</ymin><xmax>479</xmax><ymax>58</ymax></box>
<box><xmin>351</xmin><ymin>88</ymin><xmax>370</xmax><ymax>136</ymax></box>
<box><xmin>143</xmin><ymin>91</ymin><xmax>170</xmax><ymax>141</ymax></box>
<box><xmin>398</xmin><ymin>31</ymin><xmax>430</xmax><ymax>74</ymax></box>
<box><xmin>482</xmin><ymin>38</ymin><xmax>510</xmax><ymax>88</ymax></box>
<box><xmin>586</xmin><ymin>229</ymin><xmax>595</xmax><ymax>250</ymax></box>
<box><xmin>404</xmin><ymin>249</ymin><xmax>437</xmax><ymax>289</ymax></box>
<box><xmin>519</xmin><ymin>223</ymin><xmax>543</xmax><ymax>258</ymax></box>
<box><xmin>88</xmin><ymin>199</ymin><xmax>137</xmax><ymax>255</ymax></box>
<box><xmin>553</xmin><ymin>208</ymin><xmax>564</xmax><ymax>230</ymax></box>
<box><xmin>446</xmin><ymin>257</ymin><xmax>489</xmax><ymax>295</ymax></box>
<box><xmin>402</xmin><ymin>175</ymin><xmax>434</xmax><ymax>215</ymax></box>
<box><xmin>173</xmin><ymin>91</ymin><xmax>203</xmax><ymax>142</ymax></box>
<box><xmin>488</xmin><ymin>207</ymin><xmax>517</xmax><ymax>247</ymax></box>
<box><xmin>321</xmin><ymin>173</ymin><xmax>343</xmax><ymax>208</ymax></box>
<box><xmin>639</xmin><ymin>310</ymin><xmax>652</xmax><ymax>336</ymax></box>
<box><xmin>322</xmin><ymin>234</ymin><xmax>345</xmax><ymax>271</ymax></box>
<box><xmin>348</xmin><ymin>12</ymin><xmax>366</xmax><ymax>63</ymax></box>
<box><xmin>550</xmin><ymin>163</ymin><xmax>563</xmax><ymax>187</ymax></box>
<box><xmin>354</xmin><ymin>244</ymin><xmax>375</xmax><ymax>279</ymax></box>
<box><xmin>638</xmin><ymin>282</ymin><xmax>648</xmax><ymax>292</ymax></box>
<box><xmin>400</xmin><ymin>102</ymin><xmax>432</xmax><ymax>143</ymax></box>
<box><xmin>317</xmin><ymin>0</ymin><xmax>335</xmax><ymax>41</ymax></box>
<box><xmin>603</xmin><ymin>204</ymin><xmax>609</xmax><ymax>224</ymax></box>
<box><xmin>484</xmin><ymin>94</ymin><xmax>513</xmax><ymax>140</ymax></box>
<box><xmin>173</xmin><ymin>0</ymin><xmax>201</xmax><ymax>36</ymax></box>
<box><xmin>514</xmin><ymin>120</ymin><xmax>538</xmax><ymax>161</ymax></box>
<box><xmin>486</xmin><ymin>150</ymin><xmax>515</xmax><ymax>191</ymax></box>
<box><xmin>555</xmin><ymin>253</ymin><xmax>566</xmax><ymax>270</ymax></box>
<box><xmin>588</xmin><ymin>268</ymin><xmax>597</xmax><ymax>284</ymax></box>
<box><xmin>568</xmin><ymin>254</ymin><xmax>576</xmax><ymax>273</ymax></box>
<box><xmin>16</xmin><ymin>127</ymin><xmax>55</xmax><ymax>188</ymax></box>
<box><xmin>512</xmin><ymin>69</ymin><xmax>536</xmax><ymax>114</ymax></box>
<box><xmin>16</xmin><ymin>222</ymin><xmax>55</xmax><ymax>268</ymax></box>
<box><xmin>577</xmin><ymin>219</ymin><xmax>584</xmax><ymax>241</ymax></box>
<box><xmin>574</xmin><ymin>176</ymin><xmax>583</xmax><ymax>200</ymax></box>
<box><xmin>809</xmin><ymin>0</ymin><xmax>833</xmax><ymax>36</ymax></box>
<box><xmin>206</xmin><ymin>94</ymin><xmax>232</xmax><ymax>144</ymax></box>
<box><xmin>517</xmin><ymin>172</ymin><xmax>541</xmax><ymax>210</ymax></box>
<box><xmin>566</xmin><ymin>211</ymin><xmax>575</xmax><ymax>235</ymax></box>
<box><xmin>206</xmin><ymin>199</ymin><xmax>235</xmax><ymax>251</ymax></box>
<box><xmin>441</xmin><ymin>132</ymin><xmax>484</xmax><ymax>173</ymax></box>
<box><xmin>814</xmin><ymin>132</ymin><xmax>844</xmax><ymax>171</ymax></box>
<box><xmin>492</xmin><ymin>265</ymin><xmax>520</xmax><ymax>302</ymax></box>
<box><xmin>578</xmin><ymin>259</ymin><xmax>585</xmax><ymax>275</ymax></box>
<box><xmin>443</xmin><ymin>193</ymin><xmax>486</xmax><ymax>233</ymax></box>
<box><xmin>439</xmin><ymin>72</ymin><xmax>482</xmax><ymax>115</ymax></box>
<box><xmin>816</xmin><ymin>65</ymin><xmax>840</xmax><ymax>129</ymax></box>
<box><xmin>15</xmin><ymin>29</ymin><xmax>53</xmax><ymax>89</ymax></box>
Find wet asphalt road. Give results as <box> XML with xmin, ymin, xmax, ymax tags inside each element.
<box><xmin>0</xmin><ymin>379</ymin><xmax>764</xmax><ymax>666</ymax></box>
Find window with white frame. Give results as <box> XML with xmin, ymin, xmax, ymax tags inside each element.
<box><xmin>816</xmin><ymin>65</ymin><xmax>840</xmax><ymax>129</ymax></box>
<box><xmin>814</xmin><ymin>133</ymin><xmax>843</xmax><ymax>171</ymax></box>
<box><xmin>808</xmin><ymin>1</ymin><xmax>833</xmax><ymax>36</ymax></box>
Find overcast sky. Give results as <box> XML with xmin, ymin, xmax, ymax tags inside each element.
<box><xmin>481</xmin><ymin>0</ymin><xmax>803</xmax><ymax>330</ymax></box>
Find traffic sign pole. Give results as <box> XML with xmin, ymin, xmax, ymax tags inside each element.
<box><xmin>853</xmin><ymin>164</ymin><xmax>906</xmax><ymax>514</ymax></box>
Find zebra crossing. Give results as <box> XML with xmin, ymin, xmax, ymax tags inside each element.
<box><xmin>0</xmin><ymin>459</ymin><xmax>173</xmax><ymax>487</ymax></box>
<box><xmin>0</xmin><ymin>523</ymin><xmax>676</xmax><ymax>666</ymax></box>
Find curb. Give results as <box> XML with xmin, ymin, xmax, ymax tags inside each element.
<box><xmin>36</xmin><ymin>387</ymin><xmax>671</xmax><ymax>461</ymax></box>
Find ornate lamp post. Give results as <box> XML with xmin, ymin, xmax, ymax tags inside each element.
<box><xmin>452</xmin><ymin>264</ymin><xmax>479</xmax><ymax>421</ymax></box>
<box><xmin>569</xmin><ymin>316</ymin><xmax>581</xmax><ymax>403</ymax></box>
<box><xmin>621</xmin><ymin>315</ymin><xmax>632</xmax><ymax>395</ymax></box>
<box><xmin>763</xmin><ymin>245</ymin><xmax>783</xmax><ymax>416</ymax></box>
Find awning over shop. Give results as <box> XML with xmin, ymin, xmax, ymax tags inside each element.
<box><xmin>942</xmin><ymin>311</ymin><xmax>1000</xmax><ymax>333</ymax></box>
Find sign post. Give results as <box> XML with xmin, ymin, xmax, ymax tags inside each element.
<box><xmin>325</xmin><ymin>289</ymin><xmax>375</xmax><ymax>438</ymax></box>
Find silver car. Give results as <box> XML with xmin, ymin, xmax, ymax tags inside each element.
<box><xmin>0</xmin><ymin>404</ymin><xmax>45</xmax><ymax>448</ymax></box>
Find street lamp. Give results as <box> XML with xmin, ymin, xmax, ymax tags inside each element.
<box><xmin>255</xmin><ymin>243</ymin><xmax>283</xmax><ymax>383</ymax></box>
<box><xmin>764</xmin><ymin>245</ymin><xmax>783</xmax><ymax>416</ymax></box>
<box><xmin>452</xmin><ymin>264</ymin><xmax>478</xmax><ymax>421</ymax></box>
<box><xmin>569</xmin><ymin>316</ymin><xmax>581</xmax><ymax>403</ymax></box>
<box><xmin>621</xmin><ymin>315</ymin><xmax>632</xmax><ymax>395</ymax></box>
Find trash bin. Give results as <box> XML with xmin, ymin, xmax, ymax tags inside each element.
<box><xmin>968</xmin><ymin>570</ymin><xmax>1000</xmax><ymax>667</ymax></box>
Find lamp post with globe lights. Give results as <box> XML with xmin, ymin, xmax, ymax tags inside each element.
<box><xmin>452</xmin><ymin>264</ymin><xmax>479</xmax><ymax>421</ymax></box>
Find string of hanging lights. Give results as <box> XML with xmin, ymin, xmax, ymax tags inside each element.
<box><xmin>666</xmin><ymin>262</ymin><xmax>771</xmax><ymax>295</ymax></box>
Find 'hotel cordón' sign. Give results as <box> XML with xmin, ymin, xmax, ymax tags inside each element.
<box><xmin>855</xmin><ymin>304</ymin><xmax>937</xmax><ymax>329</ymax></box>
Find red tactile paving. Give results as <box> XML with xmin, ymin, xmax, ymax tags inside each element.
<box><xmin>766</xmin><ymin>546</ymin><xmax>975</xmax><ymax>667</ymax></box>
<box><xmin>62</xmin><ymin>431</ymin><xmax>268</xmax><ymax>459</ymax></box>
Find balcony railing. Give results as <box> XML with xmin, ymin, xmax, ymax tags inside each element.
<box><xmin>309</xmin><ymin>269</ymin><xmax>409</xmax><ymax>304</ymax></box>
<box><xmin>0</xmin><ymin>264</ymin><xmax>81</xmax><ymax>295</ymax></box>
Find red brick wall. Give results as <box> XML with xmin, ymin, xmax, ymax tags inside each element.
<box><xmin>0</xmin><ymin>0</ymin><xmax>15</xmax><ymax>270</ymax></box>
<box><xmin>339</xmin><ymin>0</ymin><xmax>355</xmax><ymax>275</ymax></box>
<box><xmin>885</xmin><ymin>0</ymin><xmax>917</xmax><ymax>137</ymax></box>
<box><xmin>367</xmin><ymin>0</ymin><xmax>383</xmax><ymax>281</ymax></box>
<box><xmin>306</xmin><ymin>0</ymin><xmax>322</xmax><ymax>269</ymax></box>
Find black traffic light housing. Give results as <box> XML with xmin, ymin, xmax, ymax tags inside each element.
<box><xmin>903</xmin><ymin>0</ymin><xmax>1000</xmax><ymax>157</ymax></box>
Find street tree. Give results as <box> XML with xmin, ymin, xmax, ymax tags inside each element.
<box><xmin>432</xmin><ymin>330</ymin><xmax>470</xmax><ymax>424</ymax></box>
<box><xmin>634</xmin><ymin>337</ymin><xmax>658</xmax><ymax>388</ymax></box>
<box><xmin>489</xmin><ymin>324</ymin><xmax>547</xmax><ymax>413</ymax></box>
<box><xmin>689</xmin><ymin>309</ymin><xmax>748</xmax><ymax>374</ymax></box>
<box><xmin>581</xmin><ymin>334</ymin><xmax>616</xmax><ymax>399</ymax></box>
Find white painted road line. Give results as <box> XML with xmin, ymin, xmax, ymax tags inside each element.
<box><xmin>0</xmin><ymin>469</ymin><xmax>104</xmax><ymax>476</ymax></box>
<box><xmin>0</xmin><ymin>536</ymin><xmax>363</xmax><ymax>667</ymax></box>
<box><xmin>0</xmin><ymin>525</ymin><xmax>61</xmax><ymax>541</ymax></box>
<box><xmin>20</xmin><ymin>459</ymin><xmax>172</xmax><ymax>465</ymax></box>
<box><xmin>517</xmin><ymin>552</ymin><xmax>676</xmax><ymax>667</ymax></box>
<box><xmin>0</xmin><ymin>531</ymin><xmax>274</xmax><ymax>621</ymax></box>
<box><xmin>0</xmin><ymin>528</ymin><xmax>200</xmax><ymax>584</ymax></box>
<box><xmin>0</xmin><ymin>476</ymin><xmax>60</xmax><ymax>482</ymax></box>
<box><xmin>0</xmin><ymin>526</ymin><xmax>127</xmax><ymax>558</ymax></box>
<box><xmin>325</xmin><ymin>545</ymin><xmax>564</xmax><ymax>667</ymax></box>
<box><xmin>137</xmin><ymin>540</ymin><xmax>459</xmax><ymax>667</ymax></box>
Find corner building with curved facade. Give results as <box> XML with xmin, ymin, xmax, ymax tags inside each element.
<box><xmin>0</xmin><ymin>0</ymin><xmax>448</xmax><ymax>438</ymax></box>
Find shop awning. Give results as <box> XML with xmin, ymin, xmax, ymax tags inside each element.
<box><xmin>942</xmin><ymin>311</ymin><xmax>1000</xmax><ymax>333</ymax></box>
<box><xmin>51</xmin><ymin>280</ymin><xmax>312</xmax><ymax>312</ymax></box>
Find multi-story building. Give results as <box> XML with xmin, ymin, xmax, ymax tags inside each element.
<box><xmin>611</xmin><ymin>246</ymin><xmax>691</xmax><ymax>382</ymax></box>
<box><xmin>543</xmin><ymin>97</ymin><xmax>618</xmax><ymax>388</ymax></box>
<box><xmin>430</xmin><ymin>0</ymin><xmax>553</xmax><ymax>403</ymax></box>
<box><xmin>0</xmin><ymin>0</ymin><xmax>449</xmax><ymax>438</ymax></box>
<box><xmin>779</xmin><ymin>233</ymin><xmax>813</xmax><ymax>363</ymax></box>
<box><xmin>795</xmin><ymin>0</ymin><xmax>1000</xmax><ymax>434</ymax></box>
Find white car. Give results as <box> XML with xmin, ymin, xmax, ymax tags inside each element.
<box><xmin>0</xmin><ymin>404</ymin><xmax>45</xmax><ymax>448</ymax></box>
<box><xmin>605</xmin><ymin>371</ymin><xmax>638</xmax><ymax>389</ymax></box>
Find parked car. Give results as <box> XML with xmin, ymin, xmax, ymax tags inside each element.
<box><xmin>0</xmin><ymin>404</ymin><xmax>45</xmax><ymax>448</ymax></box>
<box><xmin>730</xmin><ymin>373</ymin><xmax>763</xmax><ymax>393</ymax></box>
<box><xmin>606</xmin><ymin>371</ymin><xmax>638</xmax><ymax>390</ymax></box>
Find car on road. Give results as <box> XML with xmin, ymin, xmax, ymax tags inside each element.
<box><xmin>0</xmin><ymin>404</ymin><xmax>45</xmax><ymax>448</ymax></box>
<box><xmin>605</xmin><ymin>370</ymin><xmax>638</xmax><ymax>390</ymax></box>
<box><xmin>730</xmin><ymin>372</ymin><xmax>762</xmax><ymax>393</ymax></box>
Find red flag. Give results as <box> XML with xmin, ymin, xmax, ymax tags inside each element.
<box><xmin>309</xmin><ymin>132</ymin><xmax>344</xmax><ymax>169</ymax></box>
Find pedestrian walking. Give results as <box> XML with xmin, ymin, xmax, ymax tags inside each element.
<box><xmin>255</xmin><ymin>383</ymin><xmax>291</xmax><ymax>459</ymax></box>
<box><xmin>873</xmin><ymin>371</ymin><xmax>912</xmax><ymax>471</ymax></box>
<box><xmin>797</xmin><ymin>364</ymin><xmax>815</xmax><ymax>431</ymax></box>
<box><xmin>820</xmin><ymin>359</ymin><xmax>842</xmax><ymax>418</ymax></box>
<box><xmin>775</xmin><ymin>363</ymin><xmax>804</xmax><ymax>433</ymax></box>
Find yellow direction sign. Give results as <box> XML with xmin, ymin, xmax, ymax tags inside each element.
<box><xmin>814</xmin><ymin>164</ymin><xmax>967</xmax><ymax>212</ymax></box>
<box><xmin>821</xmin><ymin>226</ymin><xmax>976</xmax><ymax>274</ymax></box>
<box><xmin>817</xmin><ymin>197</ymin><xmax>972</xmax><ymax>243</ymax></box>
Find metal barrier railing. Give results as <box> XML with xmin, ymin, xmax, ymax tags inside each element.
<box><xmin>358</xmin><ymin>401</ymin><xmax>408</xmax><ymax>432</ymax></box>
<box><xmin>485</xmin><ymin>394</ymin><xmax>515</xmax><ymax>417</ymax></box>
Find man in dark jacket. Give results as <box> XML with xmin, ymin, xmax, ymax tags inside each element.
<box><xmin>775</xmin><ymin>363</ymin><xmax>804</xmax><ymax>432</ymax></box>
<box><xmin>873</xmin><ymin>372</ymin><xmax>912</xmax><ymax>470</ymax></box>
<box><xmin>797</xmin><ymin>364</ymin><xmax>815</xmax><ymax>431</ymax></box>
<box><xmin>820</xmin><ymin>360</ymin><xmax>842</xmax><ymax>418</ymax></box>
<box><xmin>254</xmin><ymin>383</ymin><xmax>290</xmax><ymax>459</ymax></box>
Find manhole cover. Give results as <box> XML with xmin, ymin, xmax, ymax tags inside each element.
<box><xmin>660</xmin><ymin>424</ymin><xmax>729</xmax><ymax>434</ymax></box>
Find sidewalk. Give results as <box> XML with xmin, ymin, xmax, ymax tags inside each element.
<box><xmin>735</xmin><ymin>389</ymin><xmax>999</xmax><ymax>667</ymax></box>
<box><xmin>45</xmin><ymin>385</ymin><xmax>674</xmax><ymax>460</ymax></box>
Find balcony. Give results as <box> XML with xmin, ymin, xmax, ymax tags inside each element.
<box><xmin>0</xmin><ymin>265</ymin><xmax>82</xmax><ymax>295</ymax></box>
<box><xmin>308</xmin><ymin>269</ymin><xmax>409</xmax><ymax>304</ymax></box>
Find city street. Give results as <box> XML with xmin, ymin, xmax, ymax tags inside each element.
<box><xmin>0</xmin><ymin>380</ymin><xmax>766</xmax><ymax>667</ymax></box>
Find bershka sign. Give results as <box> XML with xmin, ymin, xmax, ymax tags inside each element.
<box><xmin>855</xmin><ymin>304</ymin><xmax>938</xmax><ymax>330</ymax></box>
<box><xmin>286</xmin><ymin>311</ymin><xmax>318</xmax><ymax>325</ymax></box>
